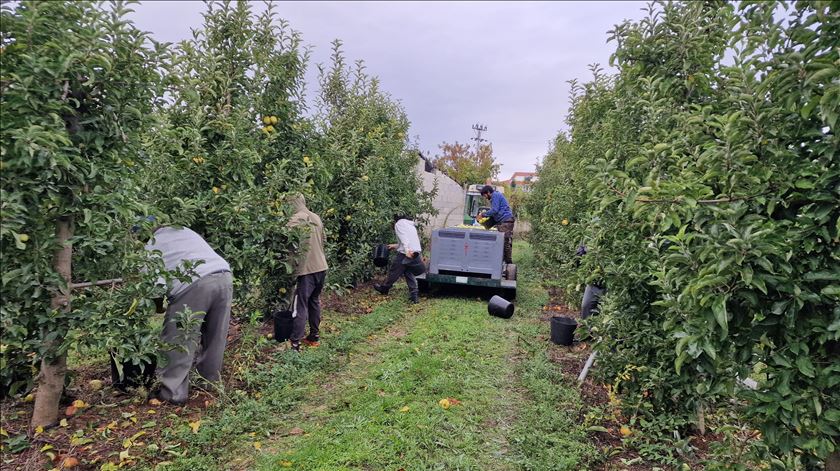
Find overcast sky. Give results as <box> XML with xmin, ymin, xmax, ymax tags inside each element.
<box><xmin>129</xmin><ymin>1</ymin><xmax>649</xmax><ymax>180</ymax></box>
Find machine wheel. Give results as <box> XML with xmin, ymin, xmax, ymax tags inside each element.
<box><xmin>504</xmin><ymin>263</ymin><xmax>517</xmax><ymax>281</ymax></box>
<box><xmin>418</xmin><ymin>278</ymin><xmax>430</xmax><ymax>293</ymax></box>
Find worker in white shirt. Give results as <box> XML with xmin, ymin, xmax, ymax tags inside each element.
<box><xmin>374</xmin><ymin>214</ymin><xmax>423</xmax><ymax>304</ymax></box>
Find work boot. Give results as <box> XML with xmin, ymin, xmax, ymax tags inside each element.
<box><xmin>373</xmin><ymin>284</ymin><xmax>389</xmax><ymax>295</ymax></box>
<box><xmin>151</xmin><ymin>388</ymin><xmax>186</xmax><ymax>406</ymax></box>
<box><xmin>303</xmin><ymin>335</ymin><xmax>320</xmax><ymax>348</ymax></box>
<box><xmin>409</xmin><ymin>293</ymin><xmax>419</xmax><ymax>304</ymax></box>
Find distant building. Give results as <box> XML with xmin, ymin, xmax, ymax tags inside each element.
<box><xmin>415</xmin><ymin>153</ymin><xmax>465</xmax><ymax>235</ymax></box>
<box><xmin>497</xmin><ymin>171</ymin><xmax>537</xmax><ymax>192</ymax></box>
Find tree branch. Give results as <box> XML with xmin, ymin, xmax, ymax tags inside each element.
<box><xmin>69</xmin><ymin>278</ymin><xmax>123</xmax><ymax>290</ymax></box>
<box><xmin>607</xmin><ymin>183</ymin><xmax>765</xmax><ymax>205</ymax></box>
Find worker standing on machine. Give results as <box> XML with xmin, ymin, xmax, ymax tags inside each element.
<box><xmin>478</xmin><ymin>185</ymin><xmax>515</xmax><ymax>264</ymax></box>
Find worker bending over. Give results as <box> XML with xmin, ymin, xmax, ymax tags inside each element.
<box><xmin>146</xmin><ymin>226</ymin><xmax>233</xmax><ymax>405</ymax></box>
<box><xmin>374</xmin><ymin>214</ymin><xmax>423</xmax><ymax>304</ymax></box>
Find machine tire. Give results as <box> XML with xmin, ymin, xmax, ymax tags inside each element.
<box><xmin>418</xmin><ymin>278</ymin><xmax>430</xmax><ymax>293</ymax></box>
<box><xmin>500</xmin><ymin>287</ymin><xmax>517</xmax><ymax>301</ymax></box>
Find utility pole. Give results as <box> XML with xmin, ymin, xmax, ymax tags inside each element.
<box><xmin>471</xmin><ymin>123</ymin><xmax>487</xmax><ymax>155</ymax></box>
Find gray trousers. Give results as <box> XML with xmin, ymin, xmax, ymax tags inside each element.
<box><xmin>292</xmin><ymin>270</ymin><xmax>326</xmax><ymax>343</ymax></box>
<box><xmin>382</xmin><ymin>252</ymin><xmax>418</xmax><ymax>298</ymax></box>
<box><xmin>159</xmin><ymin>272</ymin><xmax>232</xmax><ymax>403</ymax></box>
<box><xmin>581</xmin><ymin>284</ymin><xmax>605</xmax><ymax>319</ymax></box>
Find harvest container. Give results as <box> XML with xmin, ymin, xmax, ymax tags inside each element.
<box><xmin>488</xmin><ymin>295</ymin><xmax>514</xmax><ymax>319</ymax></box>
<box><xmin>550</xmin><ymin>316</ymin><xmax>577</xmax><ymax>346</ymax></box>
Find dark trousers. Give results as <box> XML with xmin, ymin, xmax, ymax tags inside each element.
<box><xmin>292</xmin><ymin>270</ymin><xmax>327</xmax><ymax>342</ymax></box>
<box><xmin>382</xmin><ymin>252</ymin><xmax>418</xmax><ymax>298</ymax></box>
<box><xmin>581</xmin><ymin>284</ymin><xmax>605</xmax><ymax>319</ymax></box>
<box><xmin>496</xmin><ymin>220</ymin><xmax>515</xmax><ymax>264</ymax></box>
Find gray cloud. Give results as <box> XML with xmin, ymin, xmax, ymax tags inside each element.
<box><xmin>129</xmin><ymin>1</ymin><xmax>648</xmax><ymax>179</ymax></box>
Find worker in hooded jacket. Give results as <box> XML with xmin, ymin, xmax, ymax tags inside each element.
<box><xmin>286</xmin><ymin>194</ymin><xmax>328</xmax><ymax>352</ymax></box>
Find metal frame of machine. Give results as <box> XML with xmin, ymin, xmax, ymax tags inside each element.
<box><xmin>417</xmin><ymin>226</ymin><xmax>516</xmax><ymax>299</ymax></box>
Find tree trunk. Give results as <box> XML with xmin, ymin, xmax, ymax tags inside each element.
<box><xmin>31</xmin><ymin>216</ymin><xmax>73</xmax><ymax>430</ymax></box>
<box><xmin>826</xmin><ymin>451</ymin><xmax>840</xmax><ymax>471</ymax></box>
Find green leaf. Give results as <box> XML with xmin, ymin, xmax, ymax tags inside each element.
<box><xmin>821</xmin><ymin>285</ymin><xmax>840</xmax><ymax>296</ymax></box>
<box><xmin>753</xmin><ymin>276</ymin><xmax>768</xmax><ymax>294</ymax></box>
<box><xmin>772</xmin><ymin>353</ymin><xmax>792</xmax><ymax>368</ymax></box>
<box><xmin>794</xmin><ymin>179</ymin><xmax>815</xmax><ymax>189</ymax></box>
<box><xmin>741</xmin><ymin>266</ymin><xmax>754</xmax><ymax>285</ymax></box>
<box><xmin>796</xmin><ymin>356</ymin><xmax>816</xmax><ymax>378</ymax></box>
<box><xmin>676</xmin><ymin>335</ymin><xmax>692</xmax><ymax>356</ymax></box>
<box><xmin>804</xmin><ymin>272</ymin><xmax>840</xmax><ymax>282</ymax></box>
<box><xmin>675</xmin><ymin>352</ymin><xmax>688</xmax><ymax>375</ymax></box>
<box><xmin>805</xmin><ymin>66</ymin><xmax>837</xmax><ymax>86</ymax></box>
<box><xmin>800</xmin><ymin>99</ymin><xmax>817</xmax><ymax>118</ymax></box>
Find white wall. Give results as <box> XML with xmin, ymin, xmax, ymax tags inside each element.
<box><xmin>416</xmin><ymin>157</ymin><xmax>465</xmax><ymax>236</ymax></box>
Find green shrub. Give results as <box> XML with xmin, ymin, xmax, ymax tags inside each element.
<box><xmin>528</xmin><ymin>1</ymin><xmax>839</xmax><ymax>467</ymax></box>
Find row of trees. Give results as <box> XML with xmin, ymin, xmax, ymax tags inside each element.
<box><xmin>1</xmin><ymin>0</ymin><xmax>432</xmax><ymax>428</ymax></box>
<box><xmin>528</xmin><ymin>1</ymin><xmax>838</xmax><ymax>469</ymax></box>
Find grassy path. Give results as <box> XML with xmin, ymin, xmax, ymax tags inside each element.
<box><xmin>151</xmin><ymin>242</ymin><xmax>598</xmax><ymax>470</ymax></box>
<box><xmin>255</xmin><ymin>296</ymin><xmax>519</xmax><ymax>470</ymax></box>
<box><xmin>249</xmin><ymin>243</ymin><xmax>597</xmax><ymax>470</ymax></box>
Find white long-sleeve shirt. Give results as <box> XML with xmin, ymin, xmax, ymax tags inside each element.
<box><xmin>394</xmin><ymin>219</ymin><xmax>422</xmax><ymax>255</ymax></box>
<box><xmin>146</xmin><ymin>227</ymin><xmax>230</xmax><ymax>298</ymax></box>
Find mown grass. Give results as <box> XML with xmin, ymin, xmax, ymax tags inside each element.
<box><xmin>141</xmin><ymin>241</ymin><xmax>600</xmax><ymax>470</ymax></box>
<box><xmin>504</xmin><ymin>242</ymin><xmax>598</xmax><ymax>470</ymax></box>
<box><xmin>149</xmin><ymin>296</ymin><xmax>420</xmax><ymax>470</ymax></box>
<box><xmin>256</xmin><ymin>296</ymin><xmax>518</xmax><ymax>470</ymax></box>
<box><xmin>251</xmin><ymin>242</ymin><xmax>598</xmax><ymax>471</ymax></box>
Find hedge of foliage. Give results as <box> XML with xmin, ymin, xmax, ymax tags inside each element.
<box><xmin>527</xmin><ymin>1</ymin><xmax>838</xmax><ymax>468</ymax></box>
<box><xmin>0</xmin><ymin>0</ymin><xmax>431</xmax><ymax>423</ymax></box>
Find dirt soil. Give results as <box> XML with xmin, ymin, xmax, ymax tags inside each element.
<box><xmin>322</xmin><ymin>280</ymin><xmax>380</xmax><ymax>316</ymax></box>
<box><xmin>0</xmin><ymin>286</ymin><xmax>384</xmax><ymax>471</ymax></box>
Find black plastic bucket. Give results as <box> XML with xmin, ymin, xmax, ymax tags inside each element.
<box><xmin>109</xmin><ymin>352</ymin><xmax>156</xmax><ymax>392</ymax></box>
<box><xmin>273</xmin><ymin>309</ymin><xmax>294</xmax><ymax>342</ymax></box>
<box><xmin>373</xmin><ymin>244</ymin><xmax>390</xmax><ymax>268</ymax></box>
<box><xmin>550</xmin><ymin>316</ymin><xmax>577</xmax><ymax>346</ymax></box>
<box><xmin>488</xmin><ymin>295</ymin><xmax>514</xmax><ymax>319</ymax></box>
